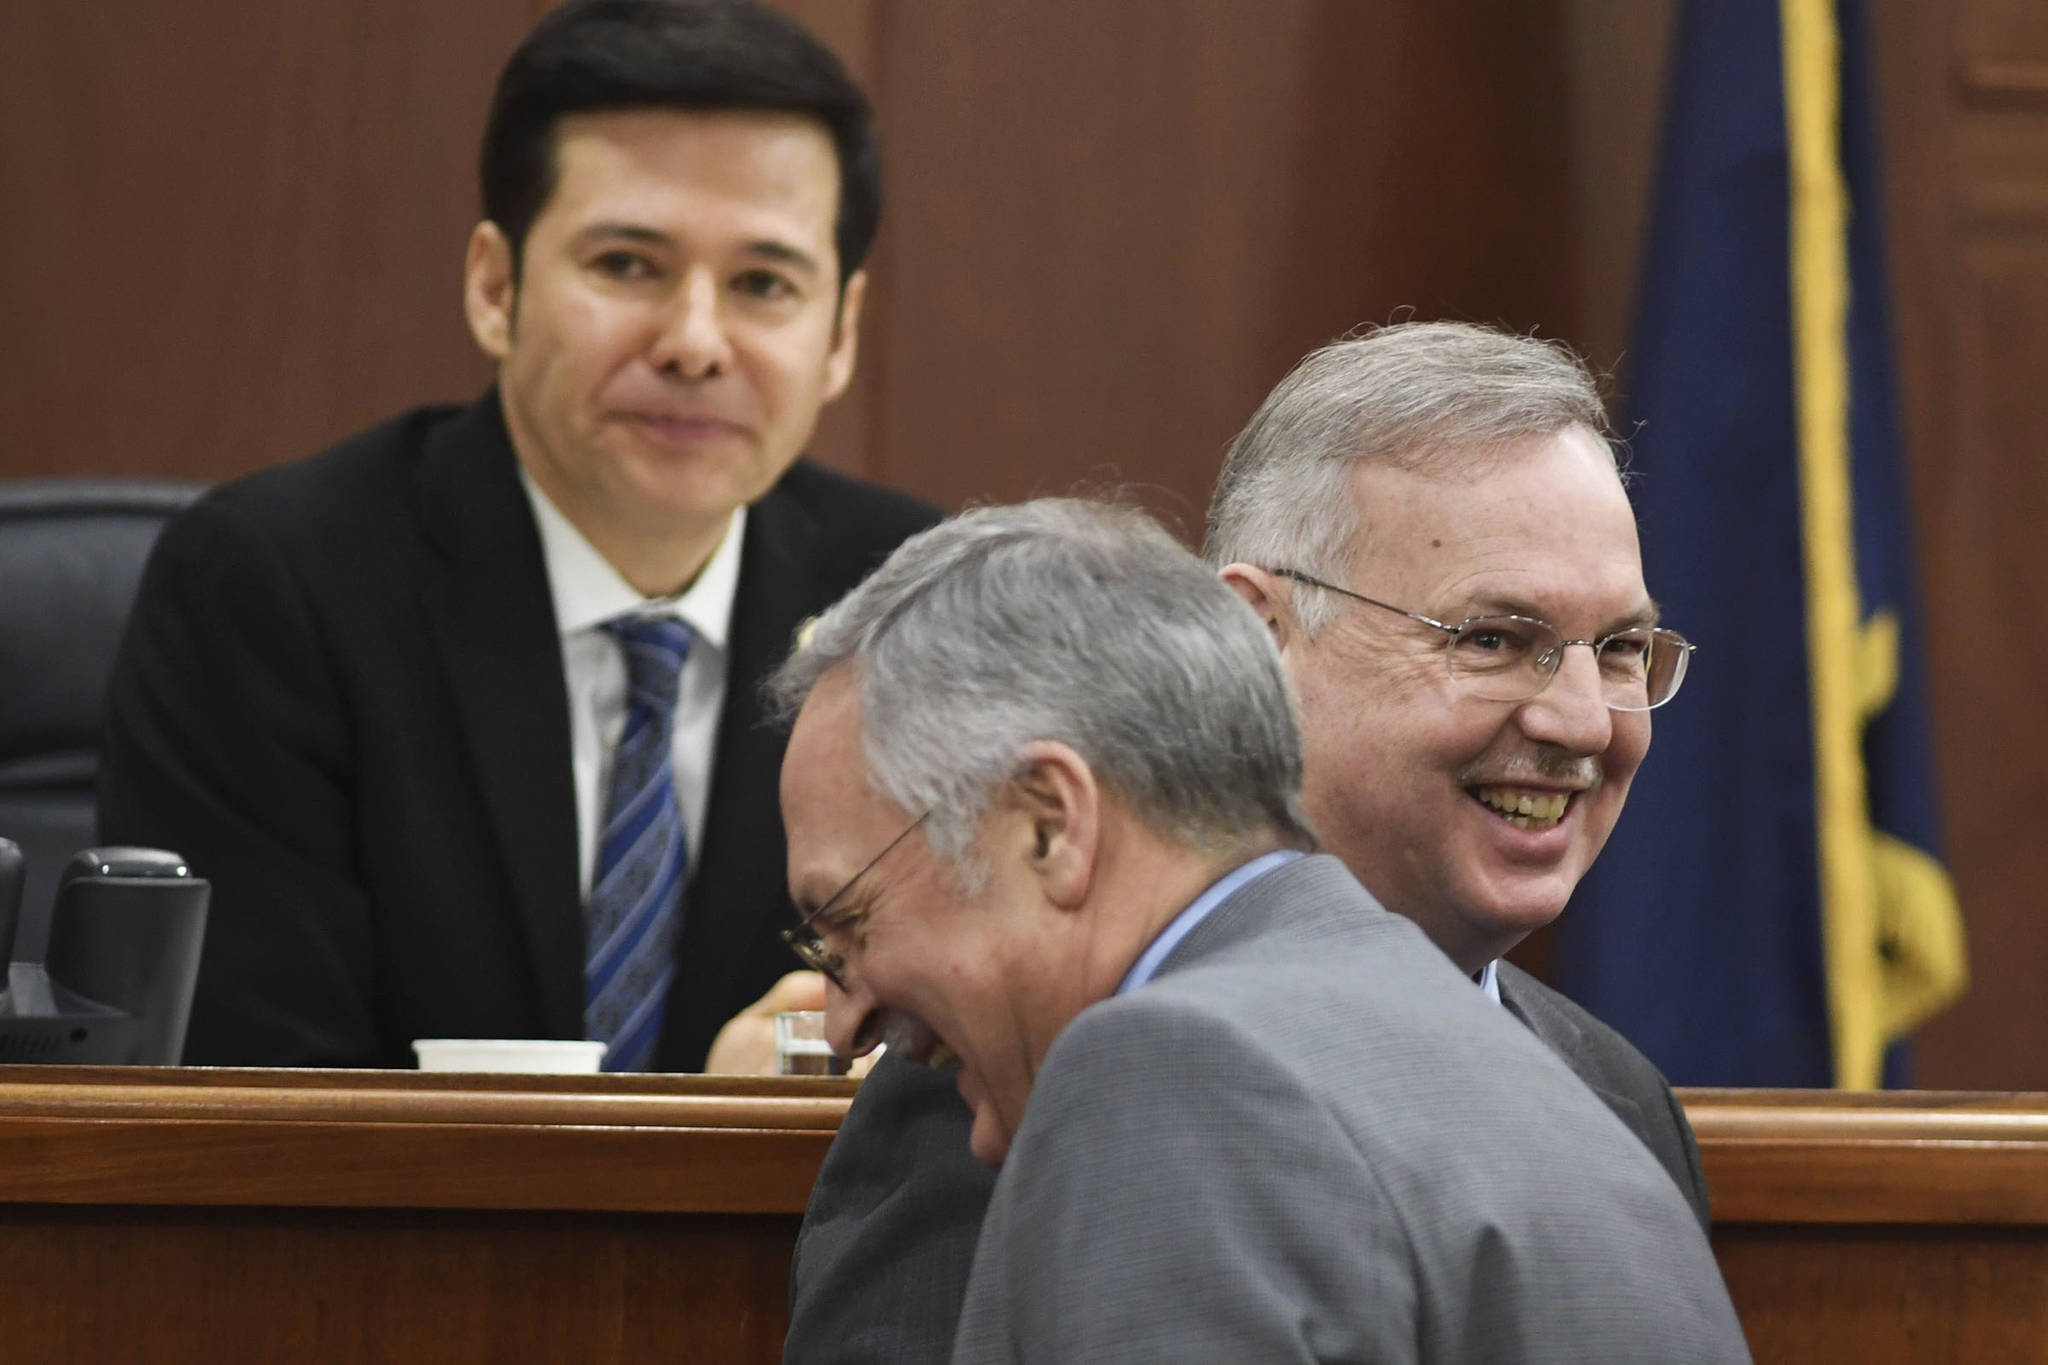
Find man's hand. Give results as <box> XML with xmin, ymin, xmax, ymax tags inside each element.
<box><xmin>704</xmin><ymin>970</ymin><xmax>830</xmax><ymax>1075</ymax></box>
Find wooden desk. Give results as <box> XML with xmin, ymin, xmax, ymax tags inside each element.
<box><xmin>0</xmin><ymin>1066</ymin><xmax>854</xmax><ymax>1364</ymax></box>
<box><xmin>1688</xmin><ymin>1088</ymin><xmax>2048</xmax><ymax>1362</ymax></box>
<box><xmin>2</xmin><ymin>1071</ymin><xmax>2043</xmax><ymax>1362</ymax></box>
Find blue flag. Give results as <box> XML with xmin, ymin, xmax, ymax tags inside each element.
<box><xmin>1556</xmin><ymin>0</ymin><xmax>1965</xmax><ymax>1088</ymax></box>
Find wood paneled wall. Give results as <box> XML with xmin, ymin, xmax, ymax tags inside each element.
<box><xmin>1869</xmin><ymin>0</ymin><xmax>2048</xmax><ymax>1088</ymax></box>
<box><xmin>1</xmin><ymin>2</ymin><xmax>2041</xmax><ymax>1088</ymax></box>
<box><xmin>0</xmin><ymin>2</ymin><xmax>543</xmax><ymax>482</ymax></box>
<box><xmin>839</xmin><ymin>0</ymin><xmax>1582</xmax><ymax>532</ymax></box>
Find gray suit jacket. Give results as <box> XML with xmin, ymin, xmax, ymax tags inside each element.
<box><xmin>949</xmin><ymin>855</ymin><xmax>1746</xmax><ymax>1363</ymax></box>
<box><xmin>786</xmin><ymin>886</ymin><xmax>1711</xmax><ymax>1363</ymax></box>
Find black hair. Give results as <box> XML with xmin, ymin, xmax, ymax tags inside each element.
<box><xmin>480</xmin><ymin>0</ymin><xmax>880</xmax><ymax>285</ymax></box>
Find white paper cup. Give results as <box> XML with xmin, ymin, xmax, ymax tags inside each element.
<box><xmin>412</xmin><ymin>1038</ymin><xmax>607</xmax><ymax>1074</ymax></box>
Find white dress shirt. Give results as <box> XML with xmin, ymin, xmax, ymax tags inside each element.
<box><xmin>519</xmin><ymin>470</ymin><xmax>744</xmax><ymax>898</ymax></box>
<box><xmin>1478</xmin><ymin>957</ymin><xmax>1501</xmax><ymax>1004</ymax></box>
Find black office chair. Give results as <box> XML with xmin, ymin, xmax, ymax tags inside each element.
<box><xmin>0</xmin><ymin>478</ymin><xmax>203</xmax><ymax>959</ymax></box>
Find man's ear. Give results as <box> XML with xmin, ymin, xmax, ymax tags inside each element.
<box><xmin>821</xmin><ymin>268</ymin><xmax>867</xmax><ymax>403</ymax></box>
<box><xmin>463</xmin><ymin>220</ymin><xmax>517</xmax><ymax>361</ymax></box>
<box><xmin>1218</xmin><ymin>563</ymin><xmax>1295</xmax><ymax>654</ymax></box>
<box><xmin>1004</xmin><ymin>740</ymin><xmax>1099</xmax><ymax>911</ymax></box>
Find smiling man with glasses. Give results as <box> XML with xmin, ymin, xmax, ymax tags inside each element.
<box><xmin>786</xmin><ymin>323</ymin><xmax>1730</xmax><ymax>1365</ymax></box>
<box><xmin>1211</xmin><ymin>323</ymin><xmax>1689</xmax><ymax>996</ymax></box>
<box><xmin>771</xmin><ymin>498</ymin><xmax>1743</xmax><ymax>1363</ymax></box>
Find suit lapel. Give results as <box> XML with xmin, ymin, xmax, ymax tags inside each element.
<box><xmin>1155</xmin><ymin>873</ymin><xmax>1657</xmax><ymax>1133</ymax></box>
<box><xmin>414</xmin><ymin>395</ymin><xmax>585</xmax><ymax>1038</ymax></box>
<box><xmin>656</xmin><ymin>482</ymin><xmax>823</xmax><ymax>1067</ymax></box>
<box><xmin>1497</xmin><ymin>962</ymin><xmax>1645</xmax><ymax>1130</ymax></box>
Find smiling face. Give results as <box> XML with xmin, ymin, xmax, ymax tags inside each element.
<box><xmin>464</xmin><ymin>106</ymin><xmax>863</xmax><ymax>594</ymax></box>
<box><xmin>1272</xmin><ymin>426</ymin><xmax>1653</xmax><ymax>972</ymax></box>
<box><xmin>780</xmin><ymin>670</ymin><xmax>1071</xmax><ymax>1167</ymax></box>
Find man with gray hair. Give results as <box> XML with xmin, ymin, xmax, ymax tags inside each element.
<box><xmin>1207</xmin><ymin>320</ymin><xmax>1704</xmax><ymax>1198</ymax></box>
<box><xmin>774</xmin><ymin>496</ymin><xmax>1745</xmax><ymax>1363</ymax></box>
<box><xmin>783</xmin><ymin>322</ymin><xmax>1724</xmax><ymax>1365</ymax></box>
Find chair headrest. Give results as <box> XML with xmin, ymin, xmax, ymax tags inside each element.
<box><xmin>0</xmin><ymin>479</ymin><xmax>204</xmax><ymax>779</ymax></box>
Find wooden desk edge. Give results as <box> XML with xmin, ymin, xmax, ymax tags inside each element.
<box><xmin>0</xmin><ymin>1067</ymin><xmax>857</xmax><ymax>1214</ymax></box>
<box><xmin>4</xmin><ymin>1072</ymin><xmax>2047</xmax><ymax>1226</ymax></box>
<box><xmin>1681</xmin><ymin>1088</ymin><xmax>2048</xmax><ymax>1227</ymax></box>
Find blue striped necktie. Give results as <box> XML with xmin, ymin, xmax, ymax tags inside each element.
<box><xmin>586</xmin><ymin>615</ymin><xmax>693</xmax><ymax>1071</ymax></box>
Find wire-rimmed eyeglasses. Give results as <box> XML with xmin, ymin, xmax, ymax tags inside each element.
<box><xmin>1269</xmin><ymin>567</ymin><xmax>1695</xmax><ymax>712</ymax></box>
<box><xmin>781</xmin><ymin>810</ymin><xmax>931</xmax><ymax>991</ymax></box>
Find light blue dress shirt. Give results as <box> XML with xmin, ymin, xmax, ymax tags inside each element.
<box><xmin>1115</xmin><ymin>850</ymin><xmax>1507</xmax><ymax>1009</ymax></box>
<box><xmin>1115</xmin><ymin>851</ymin><xmax>1304</xmax><ymax>995</ymax></box>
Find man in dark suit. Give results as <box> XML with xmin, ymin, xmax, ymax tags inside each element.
<box><xmin>775</xmin><ymin>499</ymin><xmax>1746</xmax><ymax>1363</ymax></box>
<box><xmin>785</xmin><ymin>322</ymin><xmax>1709</xmax><ymax>1362</ymax></box>
<box><xmin>98</xmin><ymin>0</ymin><xmax>935</xmax><ymax>1072</ymax></box>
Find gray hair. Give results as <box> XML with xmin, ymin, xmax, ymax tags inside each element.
<box><xmin>1202</xmin><ymin>320</ymin><xmax>1618</xmax><ymax>633</ymax></box>
<box><xmin>770</xmin><ymin>498</ymin><xmax>1316</xmax><ymax>874</ymax></box>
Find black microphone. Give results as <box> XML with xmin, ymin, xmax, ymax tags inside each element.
<box><xmin>0</xmin><ymin>845</ymin><xmax>210</xmax><ymax>1065</ymax></box>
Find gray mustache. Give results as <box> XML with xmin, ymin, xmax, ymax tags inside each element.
<box><xmin>1459</xmin><ymin>751</ymin><xmax>1601</xmax><ymax>789</ymax></box>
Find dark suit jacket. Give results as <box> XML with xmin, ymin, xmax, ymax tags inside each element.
<box><xmin>786</xmin><ymin>928</ymin><xmax>1708</xmax><ymax>1363</ymax></box>
<box><xmin>1496</xmin><ymin>958</ymin><xmax>1709</xmax><ymax>1226</ymax></box>
<box><xmin>950</xmin><ymin>855</ymin><xmax>1746</xmax><ymax>1363</ymax></box>
<box><xmin>99</xmin><ymin>393</ymin><xmax>938</xmax><ymax>1070</ymax></box>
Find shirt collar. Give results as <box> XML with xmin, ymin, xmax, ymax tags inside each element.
<box><xmin>1109</xmin><ymin>848</ymin><xmax>1509</xmax><ymax>1008</ymax></box>
<box><xmin>1116</xmin><ymin>850</ymin><xmax>1304</xmax><ymax>995</ymax></box>
<box><xmin>519</xmin><ymin>466</ymin><xmax>744</xmax><ymax>650</ymax></box>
